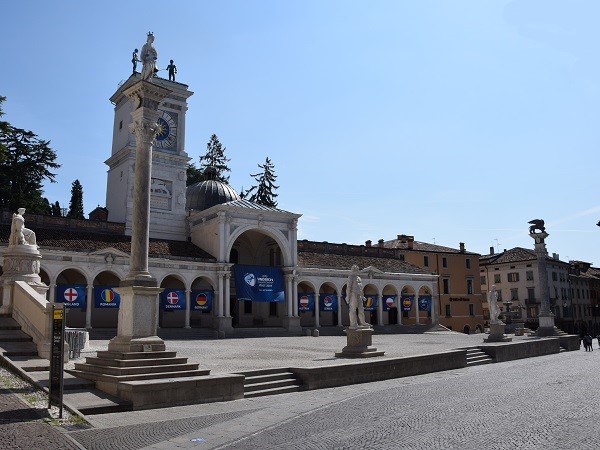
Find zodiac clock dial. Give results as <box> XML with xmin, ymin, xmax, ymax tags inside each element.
<box><xmin>154</xmin><ymin>111</ymin><xmax>177</xmax><ymax>149</ymax></box>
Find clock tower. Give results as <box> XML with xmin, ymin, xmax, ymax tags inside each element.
<box><xmin>105</xmin><ymin>73</ymin><xmax>193</xmax><ymax>241</ymax></box>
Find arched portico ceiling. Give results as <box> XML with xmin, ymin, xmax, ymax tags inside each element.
<box><xmin>159</xmin><ymin>273</ymin><xmax>187</xmax><ymax>288</ymax></box>
<box><xmin>191</xmin><ymin>275</ymin><xmax>217</xmax><ymax>290</ymax></box>
<box><xmin>227</xmin><ymin>226</ymin><xmax>293</xmax><ymax>267</ymax></box>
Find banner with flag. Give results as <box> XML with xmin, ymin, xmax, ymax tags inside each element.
<box><xmin>298</xmin><ymin>293</ymin><xmax>315</xmax><ymax>312</ymax></box>
<box><xmin>319</xmin><ymin>294</ymin><xmax>338</xmax><ymax>312</ymax></box>
<box><xmin>232</xmin><ymin>264</ymin><xmax>285</xmax><ymax>302</ymax></box>
<box><xmin>56</xmin><ymin>285</ymin><xmax>86</xmax><ymax>308</ymax></box>
<box><xmin>401</xmin><ymin>295</ymin><xmax>414</xmax><ymax>312</ymax></box>
<box><xmin>382</xmin><ymin>295</ymin><xmax>397</xmax><ymax>311</ymax></box>
<box><xmin>94</xmin><ymin>285</ymin><xmax>120</xmax><ymax>308</ymax></box>
<box><xmin>418</xmin><ymin>295</ymin><xmax>432</xmax><ymax>311</ymax></box>
<box><xmin>191</xmin><ymin>290</ymin><xmax>212</xmax><ymax>312</ymax></box>
<box><xmin>363</xmin><ymin>295</ymin><xmax>377</xmax><ymax>312</ymax></box>
<box><xmin>161</xmin><ymin>289</ymin><xmax>185</xmax><ymax>311</ymax></box>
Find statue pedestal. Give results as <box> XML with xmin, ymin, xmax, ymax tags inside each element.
<box><xmin>536</xmin><ymin>314</ymin><xmax>556</xmax><ymax>337</ymax></box>
<box><xmin>335</xmin><ymin>327</ymin><xmax>385</xmax><ymax>358</ymax></box>
<box><xmin>0</xmin><ymin>244</ymin><xmax>45</xmax><ymax>314</ymax></box>
<box><xmin>484</xmin><ymin>323</ymin><xmax>512</xmax><ymax>343</ymax></box>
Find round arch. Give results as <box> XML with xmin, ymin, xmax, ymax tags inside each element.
<box><xmin>159</xmin><ymin>275</ymin><xmax>186</xmax><ymax>328</ymax></box>
<box><xmin>190</xmin><ymin>276</ymin><xmax>216</xmax><ymax>329</ymax></box>
<box><xmin>317</xmin><ymin>282</ymin><xmax>339</xmax><ymax>327</ymax></box>
<box><xmin>298</xmin><ymin>280</ymin><xmax>318</xmax><ymax>328</ymax></box>
<box><xmin>55</xmin><ymin>268</ymin><xmax>88</xmax><ymax>328</ymax></box>
<box><xmin>226</xmin><ymin>225</ymin><xmax>293</xmax><ymax>267</ymax></box>
<box><xmin>91</xmin><ymin>271</ymin><xmax>122</xmax><ymax>329</ymax></box>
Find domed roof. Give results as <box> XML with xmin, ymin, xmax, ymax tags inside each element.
<box><xmin>186</xmin><ymin>179</ymin><xmax>241</xmax><ymax>211</ymax></box>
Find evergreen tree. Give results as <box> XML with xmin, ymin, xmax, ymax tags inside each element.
<box><xmin>0</xmin><ymin>122</ymin><xmax>60</xmax><ymax>212</ymax></box>
<box><xmin>186</xmin><ymin>162</ymin><xmax>204</xmax><ymax>186</ymax></box>
<box><xmin>41</xmin><ymin>197</ymin><xmax>52</xmax><ymax>215</ymax></box>
<box><xmin>67</xmin><ymin>179</ymin><xmax>85</xmax><ymax>219</ymax></box>
<box><xmin>52</xmin><ymin>201</ymin><xmax>62</xmax><ymax>217</ymax></box>
<box><xmin>0</xmin><ymin>96</ymin><xmax>8</xmax><ymax>162</ymax></box>
<box><xmin>198</xmin><ymin>134</ymin><xmax>231</xmax><ymax>183</ymax></box>
<box><xmin>245</xmin><ymin>157</ymin><xmax>279</xmax><ymax>207</ymax></box>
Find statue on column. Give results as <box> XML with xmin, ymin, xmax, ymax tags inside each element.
<box><xmin>140</xmin><ymin>32</ymin><xmax>158</xmax><ymax>81</ymax></box>
<box><xmin>346</xmin><ymin>265</ymin><xmax>370</xmax><ymax>329</ymax></box>
<box><xmin>488</xmin><ymin>284</ymin><xmax>500</xmax><ymax>324</ymax></box>
<box><xmin>9</xmin><ymin>208</ymin><xmax>37</xmax><ymax>247</ymax></box>
<box><xmin>132</xmin><ymin>48</ymin><xmax>140</xmax><ymax>74</ymax></box>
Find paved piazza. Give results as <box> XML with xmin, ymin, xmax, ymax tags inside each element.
<box><xmin>63</xmin><ymin>335</ymin><xmax>600</xmax><ymax>450</ymax></box>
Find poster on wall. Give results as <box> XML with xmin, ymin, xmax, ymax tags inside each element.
<box><xmin>382</xmin><ymin>295</ymin><xmax>397</xmax><ymax>311</ymax></box>
<box><xmin>191</xmin><ymin>290</ymin><xmax>212</xmax><ymax>312</ymax></box>
<box><xmin>319</xmin><ymin>294</ymin><xmax>338</xmax><ymax>312</ymax></box>
<box><xmin>298</xmin><ymin>293</ymin><xmax>315</xmax><ymax>312</ymax></box>
<box><xmin>232</xmin><ymin>265</ymin><xmax>285</xmax><ymax>302</ymax></box>
<box><xmin>418</xmin><ymin>295</ymin><xmax>432</xmax><ymax>311</ymax></box>
<box><xmin>56</xmin><ymin>285</ymin><xmax>86</xmax><ymax>308</ymax></box>
<box><xmin>93</xmin><ymin>286</ymin><xmax>120</xmax><ymax>308</ymax></box>
<box><xmin>363</xmin><ymin>295</ymin><xmax>377</xmax><ymax>312</ymax></box>
<box><xmin>401</xmin><ymin>295</ymin><xmax>414</xmax><ymax>312</ymax></box>
<box><xmin>161</xmin><ymin>289</ymin><xmax>186</xmax><ymax>311</ymax></box>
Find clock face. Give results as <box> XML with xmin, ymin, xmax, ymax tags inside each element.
<box><xmin>154</xmin><ymin>111</ymin><xmax>177</xmax><ymax>150</ymax></box>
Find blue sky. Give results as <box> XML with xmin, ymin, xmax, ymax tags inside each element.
<box><xmin>1</xmin><ymin>0</ymin><xmax>599</xmax><ymax>264</ymax></box>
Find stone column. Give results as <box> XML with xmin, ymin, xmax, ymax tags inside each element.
<box><xmin>337</xmin><ymin>294</ymin><xmax>343</xmax><ymax>327</ymax></box>
<box><xmin>108</xmin><ymin>80</ymin><xmax>171</xmax><ymax>353</ymax></box>
<box><xmin>531</xmin><ymin>231</ymin><xmax>555</xmax><ymax>336</ymax></box>
<box><xmin>217</xmin><ymin>274</ymin><xmax>224</xmax><ymax>317</ymax></box>
<box><xmin>49</xmin><ymin>283</ymin><xmax>56</xmax><ymax>303</ymax></box>
<box><xmin>292</xmin><ymin>276</ymin><xmax>298</xmax><ymax>317</ymax></box>
<box><xmin>286</xmin><ymin>275</ymin><xmax>293</xmax><ymax>317</ymax></box>
<box><xmin>314</xmin><ymin>293</ymin><xmax>320</xmax><ymax>328</ymax></box>
<box><xmin>377</xmin><ymin>293</ymin><xmax>383</xmax><ymax>326</ymax></box>
<box><xmin>415</xmin><ymin>295</ymin><xmax>420</xmax><ymax>325</ymax></box>
<box><xmin>85</xmin><ymin>284</ymin><xmax>93</xmax><ymax>329</ymax></box>
<box><xmin>224</xmin><ymin>273</ymin><xmax>231</xmax><ymax>317</ymax></box>
<box><xmin>184</xmin><ymin>289</ymin><xmax>191</xmax><ymax>328</ymax></box>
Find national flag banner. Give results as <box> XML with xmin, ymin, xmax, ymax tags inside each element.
<box><xmin>232</xmin><ymin>264</ymin><xmax>285</xmax><ymax>302</ymax></box>
<box><xmin>298</xmin><ymin>293</ymin><xmax>315</xmax><ymax>312</ymax></box>
<box><xmin>383</xmin><ymin>295</ymin><xmax>397</xmax><ymax>311</ymax></box>
<box><xmin>418</xmin><ymin>295</ymin><xmax>432</xmax><ymax>311</ymax></box>
<box><xmin>94</xmin><ymin>285</ymin><xmax>120</xmax><ymax>308</ymax></box>
<box><xmin>191</xmin><ymin>290</ymin><xmax>212</xmax><ymax>311</ymax></box>
<box><xmin>56</xmin><ymin>285</ymin><xmax>86</xmax><ymax>308</ymax></box>
<box><xmin>161</xmin><ymin>289</ymin><xmax>186</xmax><ymax>311</ymax></box>
<box><xmin>363</xmin><ymin>295</ymin><xmax>377</xmax><ymax>312</ymax></box>
<box><xmin>319</xmin><ymin>294</ymin><xmax>338</xmax><ymax>312</ymax></box>
<box><xmin>401</xmin><ymin>295</ymin><xmax>414</xmax><ymax>312</ymax></box>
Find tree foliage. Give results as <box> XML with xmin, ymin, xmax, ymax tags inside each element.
<box><xmin>245</xmin><ymin>157</ymin><xmax>279</xmax><ymax>208</ymax></box>
<box><xmin>0</xmin><ymin>121</ymin><xmax>60</xmax><ymax>212</ymax></box>
<box><xmin>0</xmin><ymin>96</ymin><xmax>9</xmax><ymax>162</ymax></box>
<box><xmin>187</xmin><ymin>134</ymin><xmax>231</xmax><ymax>186</ymax></box>
<box><xmin>67</xmin><ymin>179</ymin><xmax>85</xmax><ymax>219</ymax></box>
<box><xmin>52</xmin><ymin>201</ymin><xmax>62</xmax><ymax>217</ymax></box>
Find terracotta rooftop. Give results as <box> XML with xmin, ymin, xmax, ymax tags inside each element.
<box><xmin>383</xmin><ymin>238</ymin><xmax>480</xmax><ymax>255</ymax></box>
<box><xmin>479</xmin><ymin>247</ymin><xmax>567</xmax><ymax>266</ymax></box>
<box><xmin>0</xmin><ymin>223</ymin><xmax>215</xmax><ymax>261</ymax></box>
<box><xmin>298</xmin><ymin>251</ymin><xmax>430</xmax><ymax>275</ymax></box>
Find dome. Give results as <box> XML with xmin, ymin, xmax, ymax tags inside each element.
<box><xmin>186</xmin><ymin>179</ymin><xmax>241</xmax><ymax>211</ymax></box>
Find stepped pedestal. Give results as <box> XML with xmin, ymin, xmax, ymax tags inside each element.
<box><xmin>335</xmin><ymin>327</ymin><xmax>385</xmax><ymax>358</ymax></box>
<box><xmin>484</xmin><ymin>323</ymin><xmax>512</xmax><ymax>343</ymax></box>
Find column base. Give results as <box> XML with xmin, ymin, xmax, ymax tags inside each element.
<box><xmin>213</xmin><ymin>316</ymin><xmax>233</xmax><ymax>338</ymax></box>
<box><xmin>484</xmin><ymin>323</ymin><xmax>512</xmax><ymax>342</ymax></box>
<box><xmin>107</xmin><ymin>335</ymin><xmax>165</xmax><ymax>353</ymax></box>
<box><xmin>336</xmin><ymin>327</ymin><xmax>385</xmax><ymax>358</ymax></box>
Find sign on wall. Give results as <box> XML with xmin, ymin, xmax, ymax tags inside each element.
<box><xmin>363</xmin><ymin>295</ymin><xmax>377</xmax><ymax>312</ymax></box>
<box><xmin>93</xmin><ymin>286</ymin><xmax>121</xmax><ymax>308</ymax></box>
<box><xmin>233</xmin><ymin>265</ymin><xmax>285</xmax><ymax>302</ymax></box>
<box><xmin>418</xmin><ymin>295</ymin><xmax>432</xmax><ymax>311</ymax></box>
<box><xmin>161</xmin><ymin>289</ymin><xmax>186</xmax><ymax>311</ymax></box>
<box><xmin>383</xmin><ymin>295</ymin><xmax>397</xmax><ymax>311</ymax></box>
<box><xmin>56</xmin><ymin>285</ymin><xmax>86</xmax><ymax>308</ymax></box>
<box><xmin>401</xmin><ymin>295</ymin><xmax>414</xmax><ymax>312</ymax></box>
<box><xmin>191</xmin><ymin>290</ymin><xmax>212</xmax><ymax>312</ymax></box>
<box><xmin>298</xmin><ymin>293</ymin><xmax>315</xmax><ymax>312</ymax></box>
<box><xmin>319</xmin><ymin>294</ymin><xmax>338</xmax><ymax>312</ymax></box>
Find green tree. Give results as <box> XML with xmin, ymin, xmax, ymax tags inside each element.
<box><xmin>51</xmin><ymin>201</ymin><xmax>62</xmax><ymax>217</ymax></box>
<box><xmin>187</xmin><ymin>134</ymin><xmax>231</xmax><ymax>185</ymax></box>
<box><xmin>0</xmin><ymin>96</ymin><xmax>9</xmax><ymax>162</ymax></box>
<box><xmin>67</xmin><ymin>179</ymin><xmax>85</xmax><ymax>219</ymax></box>
<box><xmin>245</xmin><ymin>157</ymin><xmax>279</xmax><ymax>207</ymax></box>
<box><xmin>0</xmin><ymin>122</ymin><xmax>60</xmax><ymax>212</ymax></box>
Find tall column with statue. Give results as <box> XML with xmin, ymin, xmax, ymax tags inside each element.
<box><xmin>528</xmin><ymin>219</ymin><xmax>555</xmax><ymax>336</ymax></box>
<box><xmin>107</xmin><ymin>34</ymin><xmax>172</xmax><ymax>353</ymax></box>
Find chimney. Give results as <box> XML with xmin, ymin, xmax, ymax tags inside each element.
<box><xmin>459</xmin><ymin>242</ymin><xmax>465</xmax><ymax>253</ymax></box>
<box><xmin>378</xmin><ymin>239</ymin><xmax>384</xmax><ymax>247</ymax></box>
<box><xmin>365</xmin><ymin>240</ymin><xmax>372</xmax><ymax>247</ymax></box>
<box><xmin>552</xmin><ymin>253</ymin><xmax>559</xmax><ymax>260</ymax></box>
<box><xmin>489</xmin><ymin>246</ymin><xmax>494</xmax><ymax>255</ymax></box>
<box><xmin>407</xmin><ymin>236</ymin><xmax>414</xmax><ymax>250</ymax></box>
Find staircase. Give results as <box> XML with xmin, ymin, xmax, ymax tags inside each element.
<box><xmin>0</xmin><ymin>314</ymin><xmax>132</xmax><ymax>415</ymax></box>
<box><xmin>236</xmin><ymin>368</ymin><xmax>303</xmax><ymax>398</ymax></box>
<box><xmin>464</xmin><ymin>347</ymin><xmax>494</xmax><ymax>366</ymax></box>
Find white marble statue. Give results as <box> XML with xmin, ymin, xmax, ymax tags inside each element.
<box><xmin>488</xmin><ymin>284</ymin><xmax>501</xmax><ymax>324</ymax></box>
<box><xmin>9</xmin><ymin>208</ymin><xmax>36</xmax><ymax>247</ymax></box>
<box><xmin>346</xmin><ymin>265</ymin><xmax>370</xmax><ymax>329</ymax></box>
<box><xmin>140</xmin><ymin>32</ymin><xmax>158</xmax><ymax>81</ymax></box>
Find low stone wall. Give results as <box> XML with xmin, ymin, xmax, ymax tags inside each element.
<box><xmin>118</xmin><ymin>374</ymin><xmax>245</xmax><ymax>410</ymax></box>
<box><xmin>291</xmin><ymin>349</ymin><xmax>467</xmax><ymax>390</ymax></box>
<box><xmin>480</xmin><ymin>338</ymin><xmax>560</xmax><ymax>363</ymax></box>
<box><xmin>558</xmin><ymin>335</ymin><xmax>581</xmax><ymax>351</ymax></box>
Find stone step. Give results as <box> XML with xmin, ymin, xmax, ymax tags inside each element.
<box><xmin>0</xmin><ymin>317</ymin><xmax>22</xmax><ymax>330</ymax></box>
<box><xmin>6</xmin><ymin>356</ymin><xmax>50</xmax><ymax>372</ymax></box>
<box><xmin>30</xmin><ymin>372</ymin><xmax>96</xmax><ymax>391</ymax></box>
<box><xmin>244</xmin><ymin>372</ymin><xmax>298</xmax><ymax>384</ymax></box>
<box><xmin>0</xmin><ymin>341</ymin><xmax>39</xmax><ymax>357</ymax></box>
<box><xmin>95</xmin><ymin>350</ymin><xmax>178</xmax><ymax>360</ymax></box>
<box><xmin>244</xmin><ymin>385</ymin><xmax>302</xmax><ymax>398</ymax></box>
<box><xmin>67</xmin><ymin>368</ymin><xmax>211</xmax><ymax>384</ymax></box>
<box><xmin>73</xmin><ymin>362</ymin><xmax>199</xmax><ymax>376</ymax></box>
<box><xmin>237</xmin><ymin>367</ymin><xmax>294</xmax><ymax>377</ymax></box>
<box><xmin>63</xmin><ymin>389</ymin><xmax>133</xmax><ymax>415</ymax></box>
<box><xmin>465</xmin><ymin>348</ymin><xmax>493</xmax><ymax>366</ymax></box>
<box><xmin>83</xmin><ymin>355</ymin><xmax>188</xmax><ymax>368</ymax></box>
<box><xmin>245</xmin><ymin>378</ymin><xmax>301</xmax><ymax>393</ymax></box>
<box><xmin>0</xmin><ymin>330</ymin><xmax>33</xmax><ymax>342</ymax></box>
